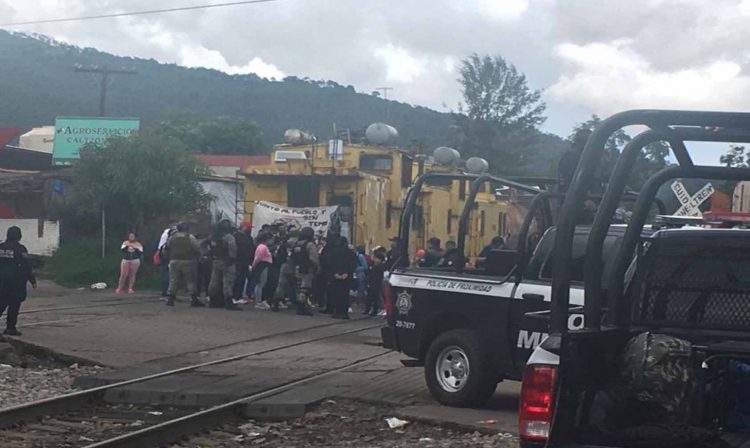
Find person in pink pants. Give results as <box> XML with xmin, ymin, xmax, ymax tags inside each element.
<box><xmin>116</xmin><ymin>233</ymin><xmax>143</xmax><ymax>294</ymax></box>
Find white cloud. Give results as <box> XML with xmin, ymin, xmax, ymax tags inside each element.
<box><xmin>374</xmin><ymin>44</ymin><xmax>426</xmax><ymax>83</ymax></box>
<box><xmin>9</xmin><ymin>0</ymin><xmax>750</xmax><ymax>137</ymax></box>
<box><xmin>477</xmin><ymin>0</ymin><xmax>530</xmax><ymax>20</ymax></box>
<box><xmin>179</xmin><ymin>46</ymin><xmax>285</xmax><ymax>79</ymax></box>
<box><xmin>548</xmin><ymin>40</ymin><xmax>750</xmax><ymax>115</ymax></box>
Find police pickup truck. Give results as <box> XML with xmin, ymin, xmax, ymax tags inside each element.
<box><xmin>380</xmin><ymin>173</ymin><xmax>660</xmax><ymax>407</ymax></box>
<box><xmin>519</xmin><ymin>110</ymin><xmax>750</xmax><ymax>448</ymax></box>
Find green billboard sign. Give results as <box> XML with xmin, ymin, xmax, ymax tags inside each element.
<box><xmin>53</xmin><ymin>117</ymin><xmax>140</xmax><ymax>166</ymax></box>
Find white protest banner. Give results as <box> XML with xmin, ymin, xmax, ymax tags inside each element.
<box><xmin>251</xmin><ymin>201</ymin><xmax>339</xmax><ymax>237</ymax></box>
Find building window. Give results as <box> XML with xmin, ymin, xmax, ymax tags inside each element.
<box><xmin>447</xmin><ymin>209</ymin><xmax>452</xmax><ymax>234</ymax></box>
<box><xmin>360</xmin><ymin>154</ymin><xmax>393</xmax><ymax>171</ymax></box>
<box><xmin>498</xmin><ymin>212</ymin><xmax>507</xmax><ymax>235</ymax></box>
<box><xmin>401</xmin><ymin>155</ymin><xmax>414</xmax><ymax>186</ymax></box>
<box><xmin>459</xmin><ymin>180</ymin><xmax>466</xmax><ymax>200</ymax></box>
<box><xmin>480</xmin><ymin>210</ymin><xmax>486</xmax><ymax>236</ymax></box>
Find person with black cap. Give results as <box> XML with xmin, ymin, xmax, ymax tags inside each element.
<box><xmin>0</xmin><ymin>226</ymin><xmax>36</xmax><ymax>336</ymax></box>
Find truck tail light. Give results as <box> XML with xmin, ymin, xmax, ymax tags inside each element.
<box><xmin>383</xmin><ymin>282</ymin><xmax>394</xmax><ymax>318</ymax></box>
<box><xmin>519</xmin><ymin>364</ymin><xmax>557</xmax><ymax>442</ymax></box>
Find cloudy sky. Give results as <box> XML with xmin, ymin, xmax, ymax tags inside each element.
<box><xmin>2</xmin><ymin>0</ymin><xmax>750</xmax><ymax>151</ymax></box>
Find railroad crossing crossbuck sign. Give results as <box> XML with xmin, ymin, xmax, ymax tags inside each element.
<box><xmin>671</xmin><ymin>180</ymin><xmax>715</xmax><ymax>217</ymax></box>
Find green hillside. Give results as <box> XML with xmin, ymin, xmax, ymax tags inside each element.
<box><xmin>0</xmin><ymin>31</ymin><xmax>454</xmax><ymax>149</ymax></box>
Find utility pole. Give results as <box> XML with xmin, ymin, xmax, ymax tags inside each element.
<box><xmin>74</xmin><ymin>65</ymin><xmax>137</xmax><ymax>117</ymax></box>
<box><xmin>375</xmin><ymin>86</ymin><xmax>393</xmax><ymax>100</ymax></box>
<box><xmin>74</xmin><ymin>65</ymin><xmax>137</xmax><ymax>258</ymax></box>
<box><xmin>376</xmin><ymin>87</ymin><xmax>393</xmax><ymax>122</ymax></box>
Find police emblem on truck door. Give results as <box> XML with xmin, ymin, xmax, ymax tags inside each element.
<box><xmin>396</xmin><ymin>290</ymin><xmax>413</xmax><ymax>315</ymax></box>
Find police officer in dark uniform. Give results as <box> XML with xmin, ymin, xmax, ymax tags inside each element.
<box><xmin>0</xmin><ymin>226</ymin><xmax>36</xmax><ymax>337</ymax></box>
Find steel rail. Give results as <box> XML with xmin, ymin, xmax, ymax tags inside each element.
<box><xmin>21</xmin><ymin>298</ymin><xmax>160</xmax><ymax>315</ymax></box>
<box><xmin>83</xmin><ymin>350</ymin><xmax>393</xmax><ymax>448</ymax></box>
<box><xmin>0</xmin><ymin>320</ymin><xmax>382</xmax><ymax>428</ymax></box>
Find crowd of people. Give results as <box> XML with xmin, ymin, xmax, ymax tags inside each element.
<box><xmin>140</xmin><ymin>219</ymin><xmax>400</xmax><ymax>320</ymax></box>
<box><xmin>110</xmin><ymin>216</ymin><xmax>516</xmax><ymax>319</ymax></box>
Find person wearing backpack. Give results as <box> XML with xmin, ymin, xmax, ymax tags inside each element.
<box><xmin>292</xmin><ymin>227</ymin><xmax>318</xmax><ymax>316</ymax></box>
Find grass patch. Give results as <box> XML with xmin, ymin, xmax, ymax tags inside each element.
<box><xmin>44</xmin><ymin>238</ymin><xmax>161</xmax><ymax>290</ymax></box>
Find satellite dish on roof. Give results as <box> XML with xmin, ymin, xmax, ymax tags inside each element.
<box><xmin>433</xmin><ymin>146</ymin><xmax>461</xmax><ymax>165</ymax></box>
<box><xmin>465</xmin><ymin>157</ymin><xmax>489</xmax><ymax>174</ymax></box>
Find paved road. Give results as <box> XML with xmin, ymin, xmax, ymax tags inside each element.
<box><xmin>15</xmin><ymin>281</ymin><xmax>360</xmax><ymax>366</ymax></box>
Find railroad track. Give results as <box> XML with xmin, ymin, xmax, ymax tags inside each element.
<box><xmin>0</xmin><ymin>319</ymin><xmax>389</xmax><ymax>448</ymax></box>
<box><xmin>21</xmin><ymin>297</ymin><xmax>160</xmax><ymax>315</ymax></box>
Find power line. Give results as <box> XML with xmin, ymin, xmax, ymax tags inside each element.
<box><xmin>0</xmin><ymin>0</ymin><xmax>284</xmax><ymax>27</ymax></box>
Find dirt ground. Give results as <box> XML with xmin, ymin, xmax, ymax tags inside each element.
<box><xmin>174</xmin><ymin>400</ymin><xmax>518</xmax><ymax>448</ymax></box>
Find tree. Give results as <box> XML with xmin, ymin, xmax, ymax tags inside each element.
<box><xmin>452</xmin><ymin>53</ymin><xmax>547</xmax><ymax>175</ymax></box>
<box><xmin>458</xmin><ymin>54</ymin><xmax>546</xmax><ymax>129</ymax></box>
<box><xmin>721</xmin><ymin>144</ymin><xmax>748</xmax><ymax>167</ymax></box>
<box><xmin>69</xmin><ymin>135</ymin><xmax>208</xmax><ymax>231</ymax></box>
<box><xmin>153</xmin><ymin>117</ymin><xmax>265</xmax><ymax>155</ymax></box>
<box><xmin>569</xmin><ymin>115</ymin><xmax>670</xmax><ymax>190</ymax></box>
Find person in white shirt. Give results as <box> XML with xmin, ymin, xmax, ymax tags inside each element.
<box><xmin>157</xmin><ymin>226</ymin><xmax>176</xmax><ymax>297</ymax></box>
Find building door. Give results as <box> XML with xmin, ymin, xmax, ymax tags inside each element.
<box><xmin>288</xmin><ymin>179</ymin><xmax>320</xmax><ymax>207</ymax></box>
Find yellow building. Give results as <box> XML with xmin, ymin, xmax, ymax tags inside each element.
<box><xmin>240</xmin><ymin>138</ymin><xmax>510</xmax><ymax>259</ymax></box>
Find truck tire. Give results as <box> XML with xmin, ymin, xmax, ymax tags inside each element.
<box><xmin>424</xmin><ymin>329</ymin><xmax>497</xmax><ymax>407</ymax></box>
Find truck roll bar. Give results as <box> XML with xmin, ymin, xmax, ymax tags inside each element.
<box><xmin>515</xmin><ymin>190</ymin><xmax>666</xmax><ymax>284</ymax></box>
<box><xmin>455</xmin><ymin>175</ymin><xmax>542</xmax><ymax>272</ymax></box>
<box><xmin>551</xmin><ymin>109</ymin><xmax>750</xmax><ymax>334</ymax></box>
<box><xmin>608</xmin><ymin>164</ymin><xmax>750</xmax><ymax>327</ymax></box>
<box><xmin>395</xmin><ymin>172</ymin><xmax>541</xmax><ymax>271</ymax></box>
<box><xmin>396</xmin><ymin>172</ymin><xmax>480</xmax><ymax>269</ymax></box>
<box><xmin>582</xmin><ymin>128</ymin><xmax>684</xmax><ymax>330</ymax></box>
<box><xmin>586</xmin><ymin>127</ymin><xmax>750</xmax><ymax>330</ymax></box>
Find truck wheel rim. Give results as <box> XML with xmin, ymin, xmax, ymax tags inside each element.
<box><xmin>436</xmin><ymin>346</ymin><xmax>470</xmax><ymax>393</ymax></box>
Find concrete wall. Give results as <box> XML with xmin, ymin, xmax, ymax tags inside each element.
<box><xmin>0</xmin><ymin>219</ymin><xmax>60</xmax><ymax>256</ymax></box>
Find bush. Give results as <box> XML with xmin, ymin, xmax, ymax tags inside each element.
<box><xmin>44</xmin><ymin>238</ymin><xmax>161</xmax><ymax>290</ymax></box>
